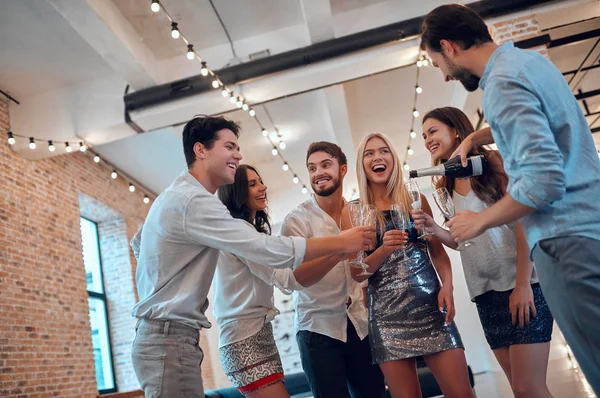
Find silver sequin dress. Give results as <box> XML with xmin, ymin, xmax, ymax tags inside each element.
<box><xmin>367</xmin><ymin>211</ymin><xmax>464</xmax><ymax>364</ymax></box>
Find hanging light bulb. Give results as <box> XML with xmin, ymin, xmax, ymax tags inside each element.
<box><xmin>417</xmin><ymin>60</ymin><xmax>423</xmax><ymax>68</ymax></box>
<box><xmin>302</xmin><ymin>186</ymin><xmax>308</xmax><ymax>194</ymax></box>
<box><xmin>423</xmin><ymin>59</ymin><xmax>429</xmax><ymax>67</ymax></box>
<box><xmin>171</xmin><ymin>22</ymin><xmax>180</xmax><ymax>39</ymax></box>
<box><xmin>249</xmin><ymin>109</ymin><xmax>256</xmax><ymax>117</ymax></box>
<box><xmin>93</xmin><ymin>155</ymin><xmax>100</xmax><ymax>163</ymax></box>
<box><xmin>242</xmin><ymin>103</ymin><xmax>249</xmax><ymax>111</ymax></box>
<box><xmin>282</xmin><ymin>163</ymin><xmax>289</xmax><ymax>171</ymax></box>
<box><xmin>143</xmin><ymin>195</ymin><xmax>150</xmax><ymax>204</ymax></box>
<box><xmin>413</xmin><ymin>109</ymin><xmax>420</xmax><ymax>118</ymax></box>
<box><xmin>236</xmin><ymin>97</ymin><xmax>243</xmax><ymax>108</ymax></box>
<box><xmin>47</xmin><ymin>140</ymin><xmax>56</xmax><ymax>152</ymax></box>
<box><xmin>65</xmin><ymin>142</ymin><xmax>72</xmax><ymax>153</ymax></box>
<box><xmin>271</xmin><ymin>148</ymin><xmax>278</xmax><ymax>156</ymax></box>
<box><xmin>403</xmin><ymin>162</ymin><xmax>410</xmax><ymax>171</ymax></box>
<box><xmin>79</xmin><ymin>142</ymin><xmax>87</xmax><ymax>152</ymax></box>
<box><xmin>410</xmin><ymin>130</ymin><xmax>417</xmax><ymax>139</ymax></box>
<box><xmin>7</xmin><ymin>132</ymin><xmax>15</xmax><ymax>145</ymax></box>
<box><xmin>29</xmin><ymin>137</ymin><xmax>36</xmax><ymax>150</ymax></box>
<box><xmin>222</xmin><ymin>88</ymin><xmax>229</xmax><ymax>97</ymax></box>
<box><xmin>262</xmin><ymin>129</ymin><xmax>268</xmax><ymax>137</ymax></box>
<box><xmin>212</xmin><ymin>79</ymin><xmax>220</xmax><ymax>89</ymax></box>
<box><xmin>151</xmin><ymin>0</ymin><xmax>160</xmax><ymax>12</ymax></box>
<box><xmin>186</xmin><ymin>45</ymin><xmax>195</xmax><ymax>60</ymax></box>
<box><xmin>415</xmin><ymin>86</ymin><xmax>423</xmax><ymax>94</ymax></box>
<box><xmin>229</xmin><ymin>93</ymin><xmax>237</xmax><ymax>104</ymax></box>
<box><xmin>111</xmin><ymin>170</ymin><xmax>117</xmax><ymax>179</ymax></box>
<box><xmin>293</xmin><ymin>175</ymin><xmax>299</xmax><ymax>184</ymax></box>
<box><xmin>129</xmin><ymin>183</ymin><xmax>136</xmax><ymax>193</ymax></box>
<box><xmin>408</xmin><ymin>147</ymin><xmax>414</xmax><ymax>155</ymax></box>
<box><xmin>200</xmin><ymin>61</ymin><xmax>208</xmax><ymax>76</ymax></box>
<box><xmin>279</xmin><ymin>141</ymin><xmax>286</xmax><ymax>150</ymax></box>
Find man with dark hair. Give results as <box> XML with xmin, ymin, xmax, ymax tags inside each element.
<box><xmin>421</xmin><ymin>4</ymin><xmax>600</xmax><ymax>393</ymax></box>
<box><xmin>130</xmin><ymin>119</ymin><xmax>375</xmax><ymax>397</ymax></box>
<box><xmin>280</xmin><ymin>141</ymin><xmax>385</xmax><ymax>398</ymax></box>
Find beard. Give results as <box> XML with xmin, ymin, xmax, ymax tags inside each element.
<box><xmin>443</xmin><ymin>53</ymin><xmax>480</xmax><ymax>92</ymax></box>
<box><xmin>312</xmin><ymin>177</ymin><xmax>340</xmax><ymax>197</ymax></box>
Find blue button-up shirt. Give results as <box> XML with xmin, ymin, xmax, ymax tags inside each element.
<box><xmin>480</xmin><ymin>41</ymin><xmax>600</xmax><ymax>252</ymax></box>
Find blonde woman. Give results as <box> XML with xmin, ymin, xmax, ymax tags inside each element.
<box><xmin>341</xmin><ymin>133</ymin><xmax>473</xmax><ymax>398</ymax></box>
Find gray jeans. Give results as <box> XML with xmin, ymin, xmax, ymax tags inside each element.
<box><xmin>533</xmin><ymin>236</ymin><xmax>600</xmax><ymax>394</ymax></box>
<box><xmin>132</xmin><ymin>319</ymin><xmax>205</xmax><ymax>398</ymax></box>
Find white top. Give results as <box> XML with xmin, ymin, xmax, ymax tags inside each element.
<box><xmin>280</xmin><ymin>195</ymin><xmax>369</xmax><ymax>342</ymax></box>
<box><xmin>131</xmin><ymin>171</ymin><xmax>306</xmax><ymax>330</ymax></box>
<box><xmin>213</xmin><ymin>221</ymin><xmax>304</xmax><ymax>348</ymax></box>
<box><xmin>453</xmin><ymin>190</ymin><xmax>538</xmax><ymax>301</ymax></box>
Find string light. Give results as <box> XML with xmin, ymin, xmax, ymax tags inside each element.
<box><xmin>408</xmin><ymin>147</ymin><xmax>414</xmax><ymax>155</ymax></box>
<box><xmin>65</xmin><ymin>142</ymin><xmax>72</xmax><ymax>153</ymax></box>
<box><xmin>282</xmin><ymin>163</ymin><xmax>289</xmax><ymax>171</ymax></box>
<box><xmin>29</xmin><ymin>137</ymin><xmax>36</xmax><ymax>150</ymax></box>
<box><xmin>7</xmin><ymin>132</ymin><xmax>15</xmax><ymax>145</ymax></box>
<box><xmin>144</xmin><ymin>195</ymin><xmax>150</xmax><ymax>204</ymax></box>
<box><xmin>111</xmin><ymin>170</ymin><xmax>117</xmax><ymax>179</ymax></box>
<box><xmin>302</xmin><ymin>186</ymin><xmax>308</xmax><ymax>194</ymax></box>
<box><xmin>415</xmin><ymin>86</ymin><xmax>422</xmax><ymax>94</ymax></box>
<box><xmin>170</xmin><ymin>22</ymin><xmax>180</xmax><ymax>39</ymax></box>
<box><xmin>403</xmin><ymin>162</ymin><xmax>410</xmax><ymax>171</ymax></box>
<box><xmin>147</xmin><ymin>1</ymin><xmax>309</xmax><ymax>193</ymax></box>
<box><xmin>186</xmin><ymin>45</ymin><xmax>195</xmax><ymax>60</ymax></box>
<box><xmin>79</xmin><ymin>142</ymin><xmax>87</xmax><ymax>152</ymax></box>
<box><xmin>410</xmin><ymin>130</ymin><xmax>417</xmax><ymax>139</ymax></box>
<box><xmin>402</xmin><ymin>55</ymin><xmax>427</xmax><ymax>172</ymax></box>
<box><xmin>293</xmin><ymin>176</ymin><xmax>299</xmax><ymax>184</ymax></box>
<box><xmin>93</xmin><ymin>155</ymin><xmax>100</xmax><ymax>163</ymax></box>
<box><xmin>413</xmin><ymin>109</ymin><xmax>419</xmax><ymax>118</ymax></box>
<box><xmin>48</xmin><ymin>140</ymin><xmax>56</xmax><ymax>152</ymax></box>
<box><xmin>129</xmin><ymin>183</ymin><xmax>136</xmax><ymax>193</ymax></box>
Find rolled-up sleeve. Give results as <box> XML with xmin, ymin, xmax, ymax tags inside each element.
<box><xmin>486</xmin><ymin>75</ymin><xmax>566</xmax><ymax>209</ymax></box>
<box><xmin>184</xmin><ymin>195</ymin><xmax>306</xmax><ymax>269</ymax></box>
<box><xmin>131</xmin><ymin>226</ymin><xmax>142</xmax><ymax>261</ymax></box>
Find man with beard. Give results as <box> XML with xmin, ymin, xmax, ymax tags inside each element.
<box><xmin>420</xmin><ymin>4</ymin><xmax>600</xmax><ymax>393</ymax></box>
<box><xmin>280</xmin><ymin>142</ymin><xmax>385</xmax><ymax>398</ymax></box>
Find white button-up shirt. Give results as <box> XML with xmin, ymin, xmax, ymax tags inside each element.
<box><xmin>213</xmin><ymin>221</ymin><xmax>304</xmax><ymax>348</ymax></box>
<box><xmin>280</xmin><ymin>196</ymin><xmax>369</xmax><ymax>342</ymax></box>
<box><xmin>131</xmin><ymin>171</ymin><xmax>306</xmax><ymax>330</ymax></box>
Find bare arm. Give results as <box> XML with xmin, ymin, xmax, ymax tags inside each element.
<box><xmin>293</xmin><ymin>253</ymin><xmax>348</xmax><ymax>287</ymax></box>
<box><xmin>451</xmin><ymin>127</ymin><xmax>494</xmax><ymax>166</ymax></box>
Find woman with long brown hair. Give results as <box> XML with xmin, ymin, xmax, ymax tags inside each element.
<box><xmin>414</xmin><ymin>107</ymin><xmax>554</xmax><ymax>398</ymax></box>
<box><xmin>341</xmin><ymin>133</ymin><xmax>474</xmax><ymax>398</ymax></box>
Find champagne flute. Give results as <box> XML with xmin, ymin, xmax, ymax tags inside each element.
<box><xmin>390</xmin><ymin>203</ymin><xmax>409</xmax><ymax>259</ymax></box>
<box><xmin>432</xmin><ymin>187</ymin><xmax>474</xmax><ymax>251</ymax></box>
<box><xmin>404</xmin><ymin>180</ymin><xmax>434</xmax><ymax>238</ymax></box>
<box><xmin>348</xmin><ymin>203</ymin><xmax>377</xmax><ymax>275</ymax></box>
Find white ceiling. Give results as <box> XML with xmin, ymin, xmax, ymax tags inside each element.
<box><xmin>1</xmin><ymin>0</ymin><xmax>599</xmax><ymax>224</ymax></box>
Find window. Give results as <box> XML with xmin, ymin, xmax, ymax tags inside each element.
<box><xmin>80</xmin><ymin>217</ymin><xmax>117</xmax><ymax>394</ymax></box>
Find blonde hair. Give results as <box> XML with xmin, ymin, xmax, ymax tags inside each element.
<box><xmin>355</xmin><ymin>133</ymin><xmax>412</xmax><ymax>212</ymax></box>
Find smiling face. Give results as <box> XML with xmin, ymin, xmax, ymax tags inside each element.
<box><xmin>199</xmin><ymin>128</ymin><xmax>242</xmax><ymax>186</ymax></box>
<box><xmin>425</xmin><ymin>42</ymin><xmax>481</xmax><ymax>92</ymax></box>
<box><xmin>245</xmin><ymin>167</ymin><xmax>267</xmax><ymax>213</ymax></box>
<box><xmin>362</xmin><ymin>136</ymin><xmax>394</xmax><ymax>185</ymax></box>
<box><xmin>307</xmin><ymin>151</ymin><xmax>346</xmax><ymax>197</ymax></box>
<box><xmin>422</xmin><ymin>117</ymin><xmax>459</xmax><ymax>162</ymax></box>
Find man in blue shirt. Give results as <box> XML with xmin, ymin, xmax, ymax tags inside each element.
<box><xmin>420</xmin><ymin>4</ymin><xmax>600</xmax><ymax>394</ymax></box>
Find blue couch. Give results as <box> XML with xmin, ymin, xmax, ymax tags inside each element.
<box><xmin>205</xmin><ymin>363</ymin><xmax>475</xmax><ymax>397</ymax></box>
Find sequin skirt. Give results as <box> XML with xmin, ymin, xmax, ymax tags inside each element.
<box><xmin>368</xmin><ymin>243</ymin><xmax>464</xmax><ymax>364</ymax></box>
<box><xmin>475</xmin><ymin>283</ymin><xmax>553</xmax><ymax>350</ymax></box>
<box><xmin>219</xmin><ymin>323</ymin><xmax>284</xmax><ymax>395</ymax></box>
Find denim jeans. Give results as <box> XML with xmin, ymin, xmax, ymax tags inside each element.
<box><xmin>132</xmin><ymin>319</ymin><xmax>205</xmax><ymax>398</ymax></box>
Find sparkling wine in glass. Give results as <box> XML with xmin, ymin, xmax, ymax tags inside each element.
<box><xmin>404</xmin><ymin>180</ymin><xmax>433</xmax><ymax>238</ymax></box>
<box><xmin>432</xmin><ymin>187</ymin><xmax>474</xmax><ymax>251</ymax></box>
<box><xmin>390</xmin><ymin>203</ymin><xmax>409</xmax><ymax>259</ymax></box>
<box><xmin>348</xmin><ymin>203</ymin><xmax>377</xmax><ymax>275</ymax></box>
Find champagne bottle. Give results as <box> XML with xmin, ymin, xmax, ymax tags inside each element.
<box><xmin>409</xmin><ymin>155</ymin><xmax>489</xmax><ymax>179</ymax></box>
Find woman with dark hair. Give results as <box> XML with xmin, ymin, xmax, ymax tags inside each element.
<box><xmin>214</xmin><ymin>164</ymin><xmax>346</xmax><ymax>398</ymax></box>
<box><xmin>413</xmin><ymin>107</ymin><xmax>554</xmax><ymax>398</ymax></box>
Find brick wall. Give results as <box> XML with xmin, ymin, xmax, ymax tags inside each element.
<box><xmin>0</xmin><ymin>97</ymin><xmax>217</xmax><ymax>396</ymax></box>
<box><xmin>490</xmin><ymin>14</ymin><xmax>549</xmax><ymax>57</ymax></box>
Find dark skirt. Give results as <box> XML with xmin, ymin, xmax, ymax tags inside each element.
<box><xmin>475</xmin><ymin>283</ymin><xmax>553</xmax><ymax>350</ymax></box>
